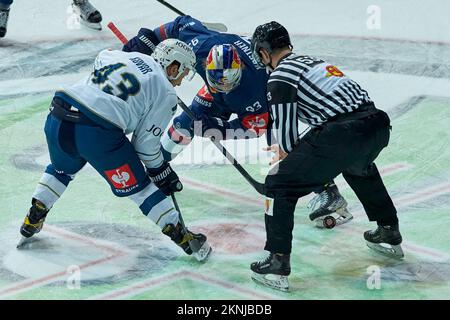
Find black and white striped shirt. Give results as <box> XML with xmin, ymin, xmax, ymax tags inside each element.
<box><xmin>267</xmin><ymin>53</ymin><xmax>372</xmax><ymax>153</ymax></box>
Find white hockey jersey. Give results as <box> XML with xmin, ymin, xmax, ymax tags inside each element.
<box><xmin>60</xmin><ymin>49</ymin><xmax>178</xmax><ymax>169</ymax></box>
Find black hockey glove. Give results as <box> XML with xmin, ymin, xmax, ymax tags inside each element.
<box><xmin>200</xmin><ymin>115</ymin><xmax>230</xmax><ymax>140</ymax></box>
<box><xmin>122</xmin><ymin>28</ymin><xmax>159</xmax><ymax>55</ymax></box>
<box><xmin>147</xmin><ymin>162</ymin><xmax>183</xmax><ymax>196</ymax></box>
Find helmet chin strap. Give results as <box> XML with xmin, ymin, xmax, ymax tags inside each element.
<box><xmin>264</xmin><ymin>54</ymin><xmax>276</xmax><ymax>73</ymax></box>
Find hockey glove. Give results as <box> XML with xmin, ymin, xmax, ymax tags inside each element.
<box><xmin>122</xmin><ymin>28</ymin><xmax>159</xmax><ymax>55</ymax></box>
<box><xmin>147</xmin><ymin>162</ymin><xmax>183</xmax><ymax>196</ymax></box>
<box><xmin>200</xmin><ymin>115</ymin><xmax>230</xmax><ymax>140</ymax></box>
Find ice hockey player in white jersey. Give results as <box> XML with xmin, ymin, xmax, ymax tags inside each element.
<box><xmin>18</xmin><ymin>38</ymin><xmax>212</xmax><ymax>262</ymax></box>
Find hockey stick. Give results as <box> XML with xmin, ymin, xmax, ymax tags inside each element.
<box><xmin>107</xmin><ymin>22</ymin><xmax>128</xmax><ymax>45</ymax></box>
<box><xmin>107</xmin><ymin>22</ymin><xmax>266</xmax><ymax>195</ymax></box>
<box><xmin>171</xmin><ymin>193</ymin><xmax>211</xmax><ymax>261</ymax></box>
<box><xmin>155</xmin><ymin>0</ymin><xmax>228</xmax><ymax>32</ymax></box>
<box><xmin>175</xmin><ymin>97</ymin><xmax>267</xmax><ymax>196</ymax></box>
<box><xmin>171</xmin><ymin>193</ymin><xmax>199</xmax><ymax>252</ymax></box>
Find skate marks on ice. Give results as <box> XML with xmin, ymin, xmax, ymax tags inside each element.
<box><xmin>292</xmin><ymin>35</ymin><xmax>450</xmax><ymax>79</ymax></box>
<box><xmin>90</xmin><ymin>268</ymin><xmax>280</xmax><ymax>300</ymax></box>
<box><xmin>301</xmin><ymin>232</ymin><xmax>450</xmax><ymax>296</ymax></box>
<box><xmin>0</xmin><ymin>222</ymin><xmax>181</xmax><ymax>298</ymax></box>
<box><xmin>331</xmin><ymin>254</ymin><xmax>450</xmax><ymax>286</ymax></box>
<box><xmin>0</xmin><ymin>38</ymin><xmax>115</xmax><ymax>99</ymax></box>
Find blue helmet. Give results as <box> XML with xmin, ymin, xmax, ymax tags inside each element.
<box><xmin>205</xmin><ymin>44</ymin><xmax>242</xmax><ymax>93</ymax></box>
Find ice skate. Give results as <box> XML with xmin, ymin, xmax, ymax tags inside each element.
<box><xmin>308</xmin><ymin>183</ymin><xmax>353</xmax><ymax>228</ymax></box>
<box><xmin>364</xmin><ymin>224</ymin><xmax>404</xmax><ymax>259</ymax></box>
<box><xmin>0</xmin><ymin>7</ymin><xmax>9</xmax><ymax>38</ymax></box>
<box><xmin>250</xmin><ymin>252</ymin><xmax>290</xmax><ymax>292</ymax></box>
<box><xmin>162</xmin><ymin>222</ymin><xmax>212</xmax><ymax>262</ymax></box>
<box><xmin>17</xmin><ymin>199</ymin><xmax>49</xmax><ymax>248</ymax></box>
<box><xmin>72</xmin><ymin>0</ymin><xmax>102</xmax><ymax>30</ymax></box>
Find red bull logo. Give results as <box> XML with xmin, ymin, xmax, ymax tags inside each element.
<box><xmin>206</xmin><ymin>44</ymin><xmax>241</xmax><ymax>70</ymax></box>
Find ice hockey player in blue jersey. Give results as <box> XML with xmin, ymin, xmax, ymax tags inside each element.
<box><xmin>18</xmin><ymin>38</ymin><xmax>211</xmax><ymax>262</ymax></box>
<box><xmin>123</xmin><ymin>15</ymin><xmax>269</xmax><ymax>153</ymax></box>
<box><xmin>123</xmin><ymin>15</ymin><xmax>352</xmax><ymax>228</ymax></box>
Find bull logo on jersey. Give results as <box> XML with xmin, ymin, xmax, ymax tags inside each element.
<box><xmin>105</xmin><ymin>164</ymin><xmax>137</xmax><ymax>189</ymax></box>
<box><xmin>325</xmin><ymin>65</ymin><xmax>345</xmax><ymax>77</ymax></box>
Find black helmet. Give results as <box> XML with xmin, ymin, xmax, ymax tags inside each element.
<box><xmin>251</xmin><ymin>21</ymin><xmax>291</xmax><ymax>67</ymax></box>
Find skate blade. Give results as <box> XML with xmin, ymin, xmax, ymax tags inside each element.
<box><xmin>80</xmin><ymin>19</ymin><xmax>102</xmax><ymax>31</ymax></box>
<box><xmin>315</xmin><ymin>209</ymin><xmax>353</xmax><ymax>228</ymax></box>
<box><xmin>251</xmin><ymin>272</ymin><xmax>289</xmax><ymax>292</ymax></box>
<box><xmin>193</xmin><ymin>241</ymin><xmax>212</xmax><ymax>262</ymax></box>
<box><xmin>16</xmin><ymin>236</ymin><xmax>35</xmax><ymax>249</ymax></box>
<box><xmin>366</xmin><ymin>241</ymin><xmax>404</xmax><ymax>259</ymax></box>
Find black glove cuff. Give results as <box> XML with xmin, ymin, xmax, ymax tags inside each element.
<box><xmin>147</xmin><ymin>162</ymin><xmax>172</xmax><ymax>182</ymax></box>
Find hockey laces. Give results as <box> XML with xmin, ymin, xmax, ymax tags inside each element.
<box><xmin>307</xmin><ymin>191</ymin><xmax>329</xmax><ymax>212</ymax></box>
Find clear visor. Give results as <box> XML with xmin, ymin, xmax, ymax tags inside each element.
<box><xmin>252</xmin><ymin>47</ymin><xmax>266</xmax><ymax>68</ymax></box>
<box><xmin>209</xmin><ymin>78</ymin><xmax>237</xmax><ymax>93</ymax></box>
<box><xmin>207</xmin><ymin>69</ymin><xmax>242</xmax><ymax>93</ymax></box>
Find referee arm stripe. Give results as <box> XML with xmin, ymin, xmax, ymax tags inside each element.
<box><xmin>271</xmin><ymin>102</ymin><xmax>297</xmax><ymax>153</ymax></box>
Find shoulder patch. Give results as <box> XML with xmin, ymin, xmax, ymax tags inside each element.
<box><xmin>197</xmin><ymin>85</ymin><xmax>213</xmax><ymax>101</ymax></box>
<box><xmin>194</xmin><ymin>85</ymin><xmax>214</xmax><ymax>107</ymax></box>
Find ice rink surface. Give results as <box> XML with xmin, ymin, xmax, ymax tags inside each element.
<box><xmin>0</xmin><ymin>0</ymin><xmax>449</xmax><ymax>299</ymax></box>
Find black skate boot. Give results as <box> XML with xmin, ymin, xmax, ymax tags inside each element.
<box><xmin>364</xmin><ymin>224</ymin><xmax>404</xmax><ymax>259</ymax></box>
<box><xmin>0</xmin><ymin>8</ymin><xmax>9</xmax><ymax>38</ymax></box>
<box><xmin>72</xmin><ymin>0</ymin><xmax>102</xmax><ymax>30</ymax></box>
<box><xmin>17</xmin><ymin>199</ymin><xmax>49</xmax><ymax>248</ymax></box>
<box><xmin>162</xmin><ymin>222</ymin><xmax>212</xmax><ymax>262</ymax></box>
<box><xmin>250</xmin><ymin>252</ymin><xmax>291</xmax><ymax>292</ymax></box>
<box><xmin>308</xmin><ymin>182</ymin><xmax>353</xmax><ymax>228</ymax></box>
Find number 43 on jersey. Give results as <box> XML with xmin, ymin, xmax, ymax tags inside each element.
<box><xmin>91</xmin><ymin>63</ymin><xmax>141</xmax><ymax>101</ymax></box>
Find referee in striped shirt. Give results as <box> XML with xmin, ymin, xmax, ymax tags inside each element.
<box><xmin>249</xmin><ymin>21</ymin><xmax>403</xmax><ymax>292</ymax></box>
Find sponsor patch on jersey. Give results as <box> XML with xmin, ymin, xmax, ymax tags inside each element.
<box><xmin>242</xmin><ymin>112</ymin><xmax>269</xmax><ymax>135</ymax></box>
<box><xmin>325</xmin><ymin>65</ymin><xmax>345</xmax><ymax>77</ymax></box>
<box><xmin>194</xmin><ymin>85</ymin><xmax>214</xmax><ymax>107</ymax></box>
<box><xmin>104</xmin><ymin>164</ymin><xmax>137</xmax><ymax>189</ymax></box>
<box><xmin>198</xmin><ymin>85</ymin><xmax>213</xmax><ymax>101</ymax></box>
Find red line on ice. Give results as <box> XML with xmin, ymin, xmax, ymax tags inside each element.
<box><xmin>0</xmin><ymin>252</ymin><xmax>124</xmax><ymax>297</ymax></box>
<box><xmin>0</xmin><ymin>225</ymin><xmax>128</xmax><ymax>298</ymax></box>
<box><xmin>91</xmin><ymin>270</ymin><xmax>278</xmax><ymax>300</ymax></box>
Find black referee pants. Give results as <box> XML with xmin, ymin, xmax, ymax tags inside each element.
<box><xmin>264</xmin><ymin>108</ymin><xmax>398</xmax><ymax>254</ymax></box>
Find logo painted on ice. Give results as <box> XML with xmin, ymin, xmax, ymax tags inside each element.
<box><xmin>105</xmin><ymin>164</ymin><xmax>137</xmax><ymax>189</ymax></box>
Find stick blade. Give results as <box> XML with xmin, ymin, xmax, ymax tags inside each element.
<box><xmin>192</xmin><ymin>240</ymin><xmax>212</xmax><ymax>262</ymax></box>
<box><xmin>202</xmin><ymin>22</ymin><xmax>228</xmax><ymax>32</ymax></box>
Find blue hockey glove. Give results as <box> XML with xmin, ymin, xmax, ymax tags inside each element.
<box><xmin>200</xmin><ymin>115</ymin><xmax>230</xmax><ymax>140</ymax></box>
<box><xmin>122</xmin><ymin>28</ymin><xmax>159</xmax><ymax>55</ymax></box>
